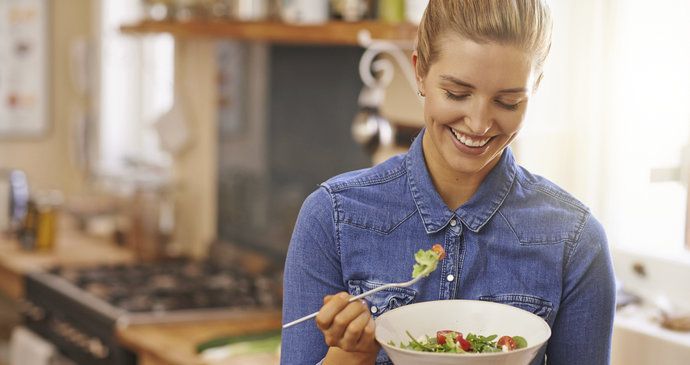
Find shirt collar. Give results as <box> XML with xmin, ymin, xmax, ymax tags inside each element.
<box><xmin>405</xmin><ymin>129</ymin><xmax>517</xmax><ymax>234</ymax></box>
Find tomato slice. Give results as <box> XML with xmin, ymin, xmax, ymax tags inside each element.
<box><xmin>431</xmin><ymin>244</ymin><xmax>446</xmax><ymax>260</ymax></box>
<box><xmin>497</xmin><ymin>335</ymin><xmax>517</xmax><ymax>351</ymax></box>
<box><xmin>458</xmin><ymin>336</ymin><xmax>472</xmax><ymax>351</ymax></box>
<box><xmin>436</xmin><ymin>330</ymin><xmax>460</xmax><ymax>345</ymax></box>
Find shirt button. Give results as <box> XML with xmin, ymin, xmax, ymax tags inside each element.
<box><xmin>450</xmin><ymin>219</ymin><xmax>457</xmax><ymax>227</ymax></box>
<box><xmin>370</xmin><ymin>306</ymin><xmax>378</xmax><ymax>314</ymax></box>
<box><xmin>446</xmin><ymin>274</ymin><xmax>455</xmax><ymax>282</ymax></box>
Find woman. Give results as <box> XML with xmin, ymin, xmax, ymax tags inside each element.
<box><xmin>281</xmin><ymin>1</ymin><xmax>616</xmax><ymax>364</ymax></box>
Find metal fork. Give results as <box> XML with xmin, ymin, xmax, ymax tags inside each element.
<box><xmin>282</xmin><ymin>275</ymin><xmax>423</xmax><ymax>329</ymax></box>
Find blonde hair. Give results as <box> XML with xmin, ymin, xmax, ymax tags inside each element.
<box><xmin>415</xmin><ymin>0</ymin><xmax>552</xmax><ymax>77</ymax></box>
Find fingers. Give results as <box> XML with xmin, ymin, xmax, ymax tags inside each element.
<box><xmin>316</xmin><ymin>292</ymin><xmax>351</xmax><ymax>331</ymax></box>
<box><xmin>323</xmin><ymin>295</ymin><xmax>333</xmax><ymax>305</ymax></box>
<box><xmin>321</xmin><ymin>300</ymin><xmax>368</xmax><ymax>347</ymax></box>
<box><xmin>357</xmin><ymin>316</ymin><xmax>379</xmax><ymax>352</ymax></box>
<box><xmin>340</xmin><ymin>308</ymin><xmax>371</xmax><ymax>348</ymax></box>
<box><xmin>316</xmin><ymin>292</ymin><xmax>378</xmax><ymax>352</ymax></box>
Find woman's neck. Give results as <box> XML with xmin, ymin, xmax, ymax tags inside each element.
<box><xmin>422</xmin><ymin>134</ymin><xmax>500</xmax><ymax>211</ymax></box>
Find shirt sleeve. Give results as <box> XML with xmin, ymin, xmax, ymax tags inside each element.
<box><xmin>281</xmin><ymin>187</ymin><xmax>345</xmax><ymax>364</ymax></box>
<box><xmin>545</xmin><ymin>214</ymin><xmax>616</xmax><ymax>365</ymax></box>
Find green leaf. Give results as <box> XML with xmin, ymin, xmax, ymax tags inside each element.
<box><xmin>411</xmin><ymin>248</ymin><xmax>442</xmax><ymax>278</ymax></box>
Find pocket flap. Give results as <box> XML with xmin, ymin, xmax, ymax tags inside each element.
<box><xmin>347</xmin><ymin>279</ymin><xmax>416</xmax><ymax>318</ymax></box>
<box><xmin>479</xmin><ymin>293</ymin><xmax>553</xmax><ymax>322</ymax></box>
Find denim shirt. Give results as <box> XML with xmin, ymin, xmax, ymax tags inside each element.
<box><xmin>281</xmin><ymin>131</ymin><xmax>615</xmax><ymax>365</ymax></box>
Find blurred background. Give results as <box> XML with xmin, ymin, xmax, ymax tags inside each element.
<box><xmin>0</xmin><ymin>0</ymin><xmax>688</xmax><ymax>364</ymax></box>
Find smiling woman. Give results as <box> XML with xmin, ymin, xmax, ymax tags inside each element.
<box><xmin>281</xmin><ymin>1</ymin><xmax>616</xmax><ymax>365</ymax></box>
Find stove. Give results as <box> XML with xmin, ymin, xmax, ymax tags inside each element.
<box><xmin>22</xmin><ymin>259</ymin><xmax>282</xmax><ymax>365</ymax></box>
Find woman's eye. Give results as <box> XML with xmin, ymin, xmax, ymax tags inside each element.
<box><xmin>444</xmin><ymin>91</ymin><xmax>469</xmax><ymax>101</ymax></box>
<box><xmin>495</xmin><ymin>99</ymin><xmax>522</xmax><ymax>111</ymax></box>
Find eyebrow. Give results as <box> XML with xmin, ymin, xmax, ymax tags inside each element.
<box><xmin>440</xmin><ymin>75</ymin><xmax>528</xmax><ymax>94</ymax></box>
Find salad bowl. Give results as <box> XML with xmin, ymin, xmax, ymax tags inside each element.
<box><xmin>375</xmin><ymin>299</ymin><xmax>551</xmax><ymax>365</ymax></box>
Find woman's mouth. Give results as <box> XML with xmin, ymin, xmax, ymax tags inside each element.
<box><xmin>447</xmin><ymin>127</ymin><xmax>495</xmax><ymax>155</ymax></box>
<box><xmin>449</xmin><ymin>127</ymin><xmax>493</xmax><ymax>146</ymax></box>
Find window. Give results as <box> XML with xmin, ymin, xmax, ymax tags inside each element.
<box><xmin>518</xmin><ymin>0</ymin><xmax>690</xmax><ymax>255</ymax></box>
<box><xmin>97</xmin><ymin>0</ymin><xmax>174</xmax><ymax>179</ymax></box>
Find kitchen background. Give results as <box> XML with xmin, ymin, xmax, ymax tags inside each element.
<box><xmin>0</xmin><ymin>0</ymin><xmax>689</xmax><ymax>364</ymax></box>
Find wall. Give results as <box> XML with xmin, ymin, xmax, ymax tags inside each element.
<box><xmin>170</xmin><ymin>39</ymin><xmax>218</xmax><ymax>258</ymax></box>
<box><xmin>0</xmin><ymin>0</ymin><xmax>92</xmax><ymax>195</ymax></box>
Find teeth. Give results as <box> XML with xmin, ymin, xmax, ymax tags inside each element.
<box><xmin>451</xmin><ymin>128</ymin><xmax>490</xmax><ymax>147</ymax></box>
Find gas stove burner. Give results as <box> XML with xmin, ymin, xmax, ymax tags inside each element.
<box><xmin>44</xmin><ymin>259</ymin><xmax>282</xmax><ymax>316</ymax></box>
<box><xmin>24</xmin><ymin>258</ymin><xmax>283</xmax><ymax>365</ymax></box>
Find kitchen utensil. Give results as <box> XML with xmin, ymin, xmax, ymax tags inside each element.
<box><xmin>282</xmin><ymin>274</ymin><xmax>425</xmax><ymax>328</ymax></box>
<box><xmin>154</xmin><ymin>93</ymin><xmax>191</xmax><ymax>157</ymax></box>
<box><xmin>376</xmin><ymin>300</ymin><xmax>551</xmax><ymax>365</ymax></box>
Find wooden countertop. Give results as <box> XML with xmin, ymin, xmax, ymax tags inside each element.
<box><xmin>0</xmin><ymin>218</ymin><xmax>134</xmax><ymax>300</ymax></box>
<box><xmin>0</xmin><ymin>217</ymin><xmax>282</xmax><ymax>365</ymax></box>
<box><xmin>117</xmin><ymin>310</ymin><xmax>282</xmax><ymax>365</ymax></box>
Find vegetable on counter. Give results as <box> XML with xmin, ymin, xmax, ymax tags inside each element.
<box><xmin>196</xmin><ymin>330</ymin><xmax>281</xmax><ymax>360</ymax></box>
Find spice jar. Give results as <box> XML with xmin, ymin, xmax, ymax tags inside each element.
<box><xmin>19</xmin><ymin>190</ymin><xmax>63</xmax><ymax>251</ymax></box>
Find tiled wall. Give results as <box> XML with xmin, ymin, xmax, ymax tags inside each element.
<box><xmin>217</xmin><ymin>44</ymin><xmax>371</xmax><ymax>257</ymax></box>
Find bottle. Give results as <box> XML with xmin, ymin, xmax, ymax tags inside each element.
<box><xmin>378</xmin><ymin>0</ymin><xmax>404</xmax><ymax>23</ymax></box>
<box><xmin>34</xmin><ymin>190</ymin><xmax>63</xmax><ymax>251</ymax></box>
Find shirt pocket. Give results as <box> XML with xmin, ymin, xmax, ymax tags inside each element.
<box><xmin>478</xmin><ymin>293</ymin><xmax>554</xmax><ymax>323</ymax></box>
<box><xmin>347</xmin><ymin>279</ymin><xmax>416</xmax><ymax>318</ymax></box>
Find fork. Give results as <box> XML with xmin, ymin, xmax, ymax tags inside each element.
<box><xmin>282</xmin><ymin>275</ymin><xmax>424</xmax><ymax>329</ymax></box>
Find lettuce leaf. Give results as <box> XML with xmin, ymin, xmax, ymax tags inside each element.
<box><xmin>411</xmin><ymin>248</ymin><xmax>441</xmax><ymax>278</ymax></box>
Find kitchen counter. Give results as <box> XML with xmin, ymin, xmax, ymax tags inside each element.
<box><xmin>0</xmin><ymin>218</ymin><xmax>134</xmax><ymax>300</ymax></box>
<box><xmin>0</xmin><ymin>218</ymin><xmax>284</xmax><ymax>365</ymax></box>
<box><xmin>116</xmin><ymin>310</ymin><xmax>282</xmax><ymax>365</ymax></box>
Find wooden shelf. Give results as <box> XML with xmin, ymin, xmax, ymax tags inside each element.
<box><xmin>120</xmin><ymin>20</ymin><xmax>417</xmax><ymax>46</ymax></box>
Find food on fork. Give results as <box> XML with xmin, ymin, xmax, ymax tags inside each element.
<box><xmin>411</xmin><ymin>244</ymin><xmax>446</xmax><ymax>278</ymax></box>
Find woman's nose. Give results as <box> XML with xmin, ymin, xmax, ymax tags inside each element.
<box><xmin>465</xmin><ymin>99</ymin><xmax>492</xmax><ymax>135</ymax></box>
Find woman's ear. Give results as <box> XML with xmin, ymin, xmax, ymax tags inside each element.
<box><xmin>412</xmin><ymin>51</ymin><xmax>425</xmax><ymax>95</ymax></box>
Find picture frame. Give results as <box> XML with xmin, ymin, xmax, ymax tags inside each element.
<box><xmin>0</xmin><ymin>0</ymin><xmax>49</xmax><ymax>138</ymax></box>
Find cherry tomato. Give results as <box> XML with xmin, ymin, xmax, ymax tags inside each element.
<box><xmin>436</xmin><ymin>330</ymin><xmax>460</xmax><ymax>345</ymax></box>
<box><xmin>458</xmin><ymin>337</ymin><xmax>472</xmax><ymax>351</ymax></box>
<box><xmin>431</xmin><ymin>244</ymin><xmax>446</xmax><ymax>260</ymax></box>
<box><xmin>497</xmin><ymin>335</ymin><xmax>517</xmax><ymax>351</ymax></box>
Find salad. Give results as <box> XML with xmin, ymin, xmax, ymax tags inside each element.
<box><xmin>392</xmin><ymin>330</ymin><xmax>527</xmax><ymax>353</ymax></box>
<box><xmin>411</xmin><ymin>244</ymin><xmax>446</xmax><ymax>278</ymax></box>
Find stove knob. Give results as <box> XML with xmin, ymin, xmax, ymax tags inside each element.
<box><xmin>88</xmin><ymin>338</ymin><xmax>109</xmax><ymax>359</ymax></box>
<box><xmin>19</xmin><ymin>301</ymin><xmax>46</xmax><ymax>321</ymax></box>
<box><xmin>75</xmin><ymin>336</ymin><xmax>90</xmax><ymax>351</ymax></box>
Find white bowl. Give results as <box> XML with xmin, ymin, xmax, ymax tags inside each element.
<box><xmin>375</xmin><ymin>300</ymin><xmax>551</xmax><ymax>365</ymax></box>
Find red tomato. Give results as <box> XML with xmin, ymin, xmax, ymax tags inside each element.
<box><xmin>497</xmin><ymin>336</ymin><xmax>517</xmax><ymax>351</ymax></box>
<box><xmin>458</xmin><ymin>337</ymin><xmax>472</xmax><ymax>351</ymax></box>
<box><xmin>431</xmin><ymin>244</ymin><xmax>446</xmax><ymax>260</ymax></box>
<box><xmin>436</xmin><ymin>330</ymin><xmax>460</xmax><ymax>345</ymax></box>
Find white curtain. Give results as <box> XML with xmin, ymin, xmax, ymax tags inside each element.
<box><xmin>97</xmin><ymin>0</ymin><xmax>174</xmax><ymax>178</ymax></box>
<box><xmin>516</xmin><ymin>0</ymin><xmax>690</xmax><ymax>255</ymax></box>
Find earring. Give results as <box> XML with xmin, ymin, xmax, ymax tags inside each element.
<box><xmin>417</xmin><ymin>90</ymin><xmax>425</xmax><ymax>97</ymax></box>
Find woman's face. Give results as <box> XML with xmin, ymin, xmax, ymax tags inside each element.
<box><xmin>414</xmin><ymin>34</ymin><xmax>538</xmax><ymax>177</ymax></box>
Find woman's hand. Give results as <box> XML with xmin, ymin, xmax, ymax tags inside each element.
<box><xmin>316</xmin><ymin>292</ymin><xmax>380</xmax><ymax>363</ymax></box>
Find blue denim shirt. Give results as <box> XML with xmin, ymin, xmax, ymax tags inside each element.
<box><xmin>281</xmin><ymin>131</ymin><xmax>615</xmax><ymax>365</ymax></box>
